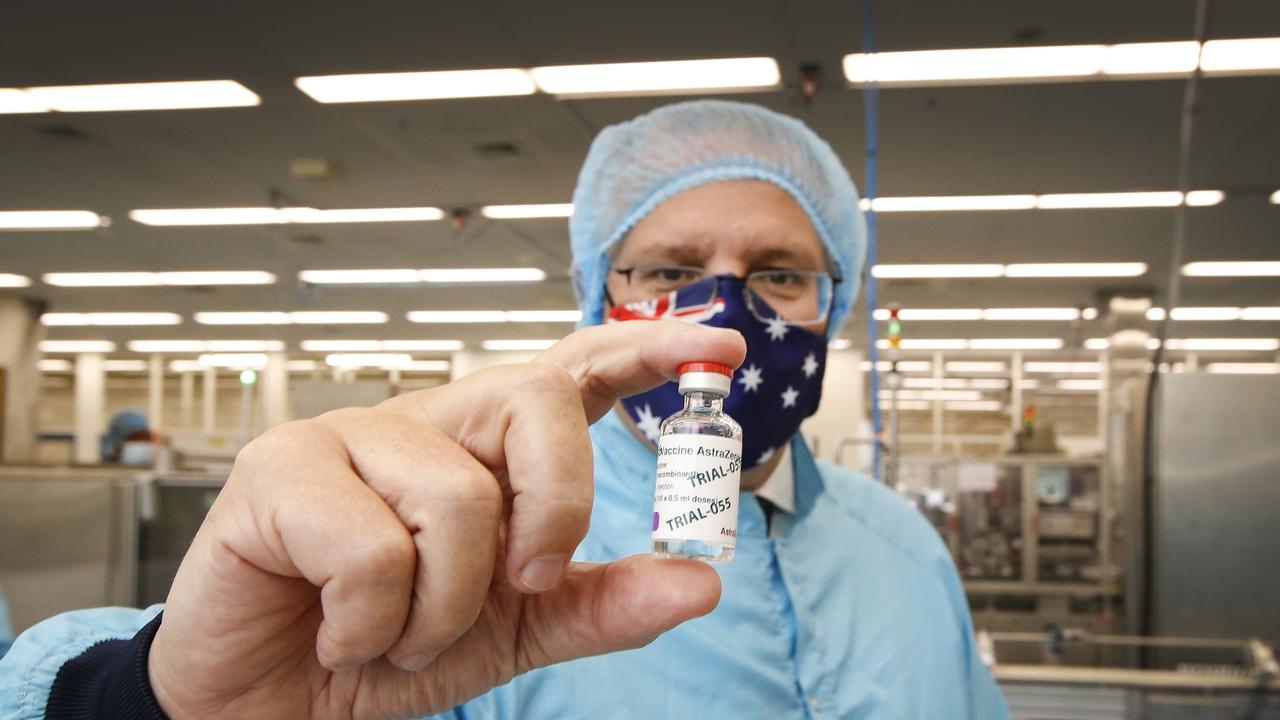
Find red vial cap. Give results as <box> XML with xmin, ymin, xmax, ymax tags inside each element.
<box><xmin>678</xmin><ymin>361</ymin><xmax>733</xmax><ymax>377</ymax></box>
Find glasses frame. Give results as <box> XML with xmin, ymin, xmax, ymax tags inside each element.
<box><xmin>612</xmin><ymin>264</ymin><xmax>842</xmax><ymax>326</ymax></box>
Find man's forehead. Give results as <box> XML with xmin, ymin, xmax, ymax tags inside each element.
<box><xmin>613</xmin><ymin>180</ymin><xmax>826</xmax><ymax>265</ymax></box>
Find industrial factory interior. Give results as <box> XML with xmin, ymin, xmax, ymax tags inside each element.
<box><xmin>0</xmin><ymin>1</ymin><xmax>1277</xmax><ymax>718</ymax></box>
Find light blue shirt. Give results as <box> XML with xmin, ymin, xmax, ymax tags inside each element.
<box><xmin>0</xmin><ymin>583</ymin><xmax>12</xmax><ymax>660</ymax></box>
<box><xmin>0</xmin><ymin>412</ymin><xmax>1008</xmax><ymax>719</ymax></box>
<box><xmin>439</xmin><ymin>412</ymin><xmax>1008</xmax><ymax>719</ymax></box>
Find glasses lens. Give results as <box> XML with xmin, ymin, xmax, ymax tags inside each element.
<box><xmin>745</xmin><ymin>270</ymin><xmax>833</xmax><ymax>325</ymax></box>
<box><xmin>628</xmin><ymin>265</ymin><xmax>707</xmax><ymax>299</ymax></box>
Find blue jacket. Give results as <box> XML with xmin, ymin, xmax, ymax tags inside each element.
<box><xmin>0</xmin><ymin>412</ymin><xmax>1008</xmax><ymax>719</ymax></box>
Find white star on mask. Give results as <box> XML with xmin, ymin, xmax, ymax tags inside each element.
<box><xmin>737</xmin><ymin>363</ymin><xmax>764</xmax><ymax>393</ymax></box>
<box><xmin>634</xmin><ymin>403</ymin><xmax>662</xmax><ymax>443</ymax></box>
<box><xmin>781</xmin><ymin>386</ymin><xmax>799</xmax><ymax>409</ymax></box>
<box><xmin>764</xmin><ymin>315</ymin><xmax>789</xmax><ymax>341</ymax></box>
<box><xmin>802</xmin><ymin>352</ymin><xmax>819</xmax><ymax>378</ymax></box>
<box><xmin>757</xmin><ymin>446</ymin><xmax>776</xmax><ymax>465</ymax></box>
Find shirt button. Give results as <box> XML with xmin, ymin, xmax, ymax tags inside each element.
<box><xmin>810</xmin><ymin>697</ymin><xmax>823</xmax><ymax>714</ymax></box>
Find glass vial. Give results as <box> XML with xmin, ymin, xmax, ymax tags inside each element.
<box><xmin>651</xmin><ymin>362</ymin><xmax>744</xmax><ymax>564</ymax></box>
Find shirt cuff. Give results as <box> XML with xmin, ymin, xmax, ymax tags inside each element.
<box><xmin>45</xmin><ymin>611</ymin><xmax>168</xmax><ymax>719</ymax></box>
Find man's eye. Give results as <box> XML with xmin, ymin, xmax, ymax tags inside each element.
<box><xmin>761</xmin><ymin>271</ymin><xmax>801</xmax><ymax>287</ymax></box>
<box><xmin>657</xmin><ymin>268</ymin><xmax>690</xmax><ymax>282</ymax></box>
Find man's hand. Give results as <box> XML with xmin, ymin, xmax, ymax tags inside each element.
<box><xmin>147</xmin><ymin>322</ymin><xmax>745</xmax><ymax>719</ymax></box>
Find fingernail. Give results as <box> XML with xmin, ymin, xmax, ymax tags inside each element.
<box><xmin>520</xmin><ymin>554</ymin><xmax>567</xmax><ymax>592</ymax></box>
<box><xmin>399</xmin><ymin>652</ymin><xmax>436</xmax><ymax>671</ymax></box>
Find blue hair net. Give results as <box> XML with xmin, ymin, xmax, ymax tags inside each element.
<box><xmin>570</xmin><ymin>99</ymin><xmax>866</xmax><ymax>338</ymax></box>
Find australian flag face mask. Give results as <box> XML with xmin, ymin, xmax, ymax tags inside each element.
<box><xmin>607</xmin><ymin>275</ymin><xmax>828</xmax><ymax>470</ymax></box>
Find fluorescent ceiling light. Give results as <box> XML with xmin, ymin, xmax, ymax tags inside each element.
<box><xmin>380</xmin><ymin>340</ymin><xmax>465</xmax><ymax>351</ymax></box>
<box><xmin>1184</xmin><ymin>190</ymin><xmax>1226</xmax><ymax>206</ymax></box>
<box><xmin>1082</xmin><ymin>308</ymin><xmax>1100</xmax><ymax>320</ymax></box>
<box><xmin>1241</xmin><ymin>307</ymin><xmax>1280</xmax><ymax>320</ymax></box>
<box><xmin>299</xmin><ymin>267</ymin><xmax>546</xmax><ymax>285</ymax></box>
<box><xmin>945</xmin><ymin>361</ymin><xmax>1007</xmax><ymax>373</ymax></box>
<box><xmin>41</xmin><ymin>312</ymin><xmax>181</xmax><ymax>326</ymax></box>
<box><xmin>1165</xmin><ymin>307</ymin><xmax>1242</xmax><ymax>321</ymax></box>
<box><xmin>872</xmin><ymin>264</ymin><xmax>1003</xmax><ymax>279</ymax></box>
<box><xmin>1182</xmin><ymin>261</ymin><xmax>1280</xmax><ymax>277</ymax></box>
<box><xmin>295</xmin><ymin>68</ymin><xmax>535</xmax><ymax>103</ymax></box>
<box><xmin>531</xmin><ymin>57</ymin><xmax>780</xmax><ymax>97</ymax></box>
<box><xmin>300</xmin><ymin>340</ymin><xmax>463</xmax><ymax>352</ymax></box>
<box><xmin>161</xmin><ymin>271</ymin><xmax>276</xmax><ymax>285</ymax></box>
<box><xmin>407</xmin><ymin>310</ymin><xmax>508</xmax><ymax>323</ymax></box>
<box><xmin>39</xmin><ymin>340</ymin><xmax>116</xmax><ymax>353</ymax></box>
<box><xmin>870</xmin><ymin>195</ymin><xmax>1036</xmax><ymax>212</ymax></box>
<box><xmin>880</xmin><ymin>399</ymin><xmax>931</xmax><ymax>411</ymax></box>
<box><xmin>968</xmin><ymin>338</ymin><xmax>1066</xmax><ymax>350</ymax></box>
<box><xmin>1024</xmin><ymin>362</ymin><xmax>1102</xmax><ymax>374</ymax></box>
<box><xmin>130</xmin><ymin>206</ymin><xmax>443</xmax><ymax>226</ymax></box>
<box><xmin>419</xmin><ymin>268</ymin><xmax>546</xmax><ymax>283</ymax></box>
<box><xmin>43</xmin><ymin>271</ymin><xmax>275</xmax><ymax>287</ymax></box>
<box><xmin>860</xmin><ymin>360</ymin><xmax>933</xmax><ymax>372</ymax></box>
<box><xmin>1085</xmin><ymin>338</ymin><xmax>1111</xmax><ymax>350</ymax></box>
<box><xmin>1205</xmin><ymin>362</ymin><xmax>1280</xmax><ymax>374</ymax></box>
<box><xmin>325</xmin><ymin>353</ymin><xmax>413</xmax><ymax>368</ymax></box>
<box><xmin>880</xmin><ymin>389</ymin><xmax>984</xmax><ymax>401</ymax></box>
<box><xmin>1200</xmin><ymin>38</ymin><xmax>1280</xmax><ymax>74</ymax></box>
<box><xmin>407</xmin><ymin>309</ymin><xmax>582</xmax><ymax>323</ymax></box>
<box><xmin>1036</xmin><ymin>191</ymin><xmax>1183</xmax><ymax>209</ymax></box>
<box><xmin>102</xmin><ymin>360</ymin><xmax>149</xmax><ymax>372</ymax></box>
<box><xmin>943</xmin><ymin>400</ymin><xmax>1005</xmax><ymax>412</ymax></box>
<box><xmin>902</xmin><ymin>377</ymin><xmax>1009</xmax><ymax>390</ymax></box>
<box><xmin>44</xmin><ymin>272</ymin><xmax>159</xmax><ymax>287</ymax></box>
<box><xmin>195</xmin><ymin>312</ymin><xmax>292</xmax><ymax>325</ymax></box>
<box><xmin>0</xmin><ymin>88</ymin><xmax>50</xmax><ymax>113</ymax></box>
<box><xmin>299</xmin><ymin>269</ymin><xmax>423</xmax><ymax>285</ymax></box>
<box><xmin>982</xmin><ymin>308</ymin><xmax>1080</xmax><ymax>321</ymax></box>
<box><xmin>128</xmin><ymin>340</ymin><xmax>284</xmax><ymax>353</ymax></box>
<box><xmin>37</xmin><ymin>359</ymin><xmax>72</xmax><ymax>372</ymax></box>
<box><xmin>1004</xmin><ymin>262</ymin><xmax>1147</xmax><ymax>278</ymax></box>
<box><xmin>1272</xmin><ymin>189</ymin><xmax>1280</xmax><ymax>204</ymax></box>
<box><xmin>843</xmin><ymin>39</ymin><xmax>1280</xmax><ymax>87</ymax></box>
<box><xmin>287</xmin><ymin>360</ymin><xmax>318</xmax><ymax>372</ymax></box>
<box><xmin>1168</xmin><ymin>338</ymin><xmax>1280</xmax><ymax>351</ymax></box>
<box><xmin>876</xmin><ymin>339</ymin><xmax>969</xmax><ymax>350</ymax></box>
<box><xmin>196</xmin><ymin>310</ymin><xmax>388</xmax><ymax>325</ymax></box>
<box><xmin>0</xmin><ymin>273</ymin><xmax>31</xmax><ymax>287</ymax></box>
<box><xmin>1057</xmin><ymin>379</ymin><xmax>1105</xmax><ymax>391</ymax></box>
<box><xmin>23</xmin><ymin>80</ymin><xmax>259</xmax><ymax>112</ymax></box>
<box><xmin>481</xmin><ymin>339</ymin><xmax>558</xmax><ymax>351</ymax></box>
<box><xmin>199</xmin><ymin>353</ymin><xmax>268</xmax><ymax>369</ymax></box>
<box><xmin>830</xmin><ymin>339</ymin><xmax>853</xmax><ymax>350</ymax></box>
<box><xmin>481</xmin><ymin>204</ymin><xmax>574</xmax><ymax>219</ymax></box>
<box><xmin>289</xmin><ymin>311</ymin><xmax>387</xmax><ymax>324</ymax></box>
<box><xmin>0</xmin><ymin>210</ymin><xmax>104</xmax><ymax>229</ymax></box>
<box><xmin>873</xmin><ymin>308</ymin><xmax>983</xmax><ymax>321</ymax></box>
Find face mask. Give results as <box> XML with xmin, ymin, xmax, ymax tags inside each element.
<box><xmin>119</xmin><ymin>441</ymin><xmax>156</xmax><ymax>467</ymax></box>
<box><xmin>608</xmin><ymin>275</ymin><xmax>828</xmax><ymax>470</ymax></box>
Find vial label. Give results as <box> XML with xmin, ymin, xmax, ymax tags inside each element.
<box><xmin>652</xmin><ymin>434</ymin><xmax>742</xmax><ymax>546</ymax></box>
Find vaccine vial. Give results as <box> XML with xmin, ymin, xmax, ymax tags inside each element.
<box><xmin>651</xmin><ymin>362</ymin><xmax>744</xmax><ymax>564</ymax></box>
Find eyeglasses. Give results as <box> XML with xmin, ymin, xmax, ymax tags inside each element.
<box><xmin>613</xmin><ymin>264</ymin><xmax>840</xmax><ymax>325</ymax></box>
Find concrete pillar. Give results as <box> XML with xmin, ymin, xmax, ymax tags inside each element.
<box><xmin>261</xmin><ymin>351</ymin><xmax>289</xmax><ymax>430</ymax></box>
<box><xmin>148</xmin><ymin>354</ymin><xmax>164</xmax><ymax>432</ymax></box>
<box><xmin>202</xmin><ymin>366</ymin><xmax>217</xmax><ymax>433</ymax></box>
<box><xmin>179</xmin><ymin>371</ymin><xmax>195</xmax><ymax>428</ymax></box>
<box><xmin>74</xmin><ymin>353</ymin><xmax>106</xmax><ymax>464</ymax></box>
<box><xmin>799</xmin><ymin>349</ymin><xmax>864</xmax><ymax>464</ymax></box>
<box><xmin>0</xmin><ymin>296</ymin><xmax>43</xmax><ymax>462</ymax></box>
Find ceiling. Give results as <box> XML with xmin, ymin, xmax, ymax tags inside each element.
<box><xmin>2</xmin><ymin>0</ymin><xmax>1279</xmax><ymax>358</ymax></box>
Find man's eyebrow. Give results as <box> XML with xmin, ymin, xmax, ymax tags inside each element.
<box><xmin>749</xmin><ymin>246</ymin><xmax>825</xmax><ymax>269</ymax></box>
<box><xmin>620</xmin><ymin>242</ymin><xmax>706</xmax><ymax>267</ymax></box>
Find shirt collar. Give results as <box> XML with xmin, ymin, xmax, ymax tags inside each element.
<box><xmin>752</xmin><ymin>445</ymin><xmax>795</xmax><ymax>514</ymax></box>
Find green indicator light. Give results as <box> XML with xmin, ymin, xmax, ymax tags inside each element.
<box><xmin>888</xmin><ymin>321</ymin><xmax>902</xmax><ymax>335</ymax></box>
<box><xmin>239</xmin><ymin>369</ymin><xmax>258</xmax><ymax>385</ymax></box>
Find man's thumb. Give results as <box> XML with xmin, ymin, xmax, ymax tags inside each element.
<box><xmin>514</xmin><ymin>555</ymin><xmax>722</xmax><ymax>673</ymax></box>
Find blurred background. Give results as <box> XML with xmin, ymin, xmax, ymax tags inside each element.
<box><xmin>0</xmin><ymin>1</ymin><xmax>1277</xmax><ymax>717</ymax></box>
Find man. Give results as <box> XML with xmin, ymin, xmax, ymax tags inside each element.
<box><xmin>0</xmin><ymin>101</ymin><xmax>1008</xmax><ymax>719</ymax></box>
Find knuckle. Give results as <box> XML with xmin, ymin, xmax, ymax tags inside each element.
<box><xmin>352</xmin><ymin>530</ymin><xmax>416</xmax><ymax>579</ymax></box>
<box><xmin>521</xmin><ymin>361</ymin><xmax>579</xmax><ymax>399</ymax></box>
